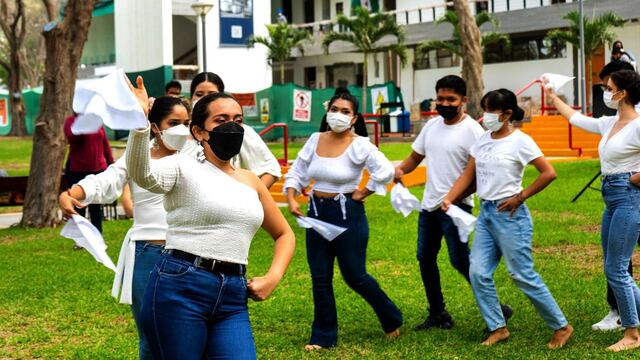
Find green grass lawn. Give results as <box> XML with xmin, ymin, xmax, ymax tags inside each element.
<box><xmin>2</xmin><ymin>159</ymin><xmax>635</xmax><ymax>359</ymax></box>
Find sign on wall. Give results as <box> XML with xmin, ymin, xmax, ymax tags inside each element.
<box><xmin>232</xmin><ymin>92</ymin><xmax>258</xmax><ymax>117</ymax></box>
<box><xmin>260</xmin><ymin>98</ymin><xmax>269</xmax><ymax>124</ymax></box>
<box><xmin>292</xmin><ymin>89</ymin><xmax>312</xmax><ymax>122</ymax></box>
<box><xmin>0</xmin><ymin>99</ymin><xmax>7</xmax><ymax>127</ymax></box>
<box><xmin>370</xmin><ymin>86</ymin><xmax>389</xmax><ymax>114</ymax></box>
<box><xmin>220</xmin><ymin>0</ymin><xmax>254</xmax><ymax>46</ymax></box>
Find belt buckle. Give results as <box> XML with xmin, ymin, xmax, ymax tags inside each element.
<box><xmin>209</xmin><ymin>259</ymin><xmax>217</xmax><ymax>272</ymax></box>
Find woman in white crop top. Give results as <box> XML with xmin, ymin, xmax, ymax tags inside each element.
<box><xmin>126</xmin><ymin>80</ymin><xmax>295</xmax><ymax>359</ymax></box>
<box><xmin>284</xmin><ymin>92</ymin><xmax>402</xmax><ymax>350</ymax></box>
<box><xmin>546</xmin><ymin>70</ymin><xmax>640</xmax><ymax>352</ymax></box>
<box><xmin>58</xmin><ymin>96</ymin><xmax>191</xmax><ymax>360</ymax></box>
<box><xmin>443</xmin><ymin>89</ymin><xmax>572</xmax><ymax>349</ymax></box>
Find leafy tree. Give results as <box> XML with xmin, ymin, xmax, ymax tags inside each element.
<box><xmin>247</xmin><ymin>22</ymin><xmax>311</xmax><ymax>84</ymax></box>
<box><xmin>546</xmin><ymin>11</ymin><xmax>625</xmax><ymax>102</ymax></box>
<box><xmin>322</xmin><ymin>7</ymin><xmax>407</xmax><ymax>113</ymax></box>
<box><xmin>415</xmin><ymin>9</ymin><xmax>509</xmax><ymax>118</ymax></box>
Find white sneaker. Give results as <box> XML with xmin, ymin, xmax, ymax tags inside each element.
<box><xmin>592</xmin><ymin>309</ymin><xmax>623</xmax><ymax>331</ymax></box>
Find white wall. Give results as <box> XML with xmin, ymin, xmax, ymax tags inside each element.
<box><xmin>115</xmin><ymin>0</ymin><xmax>173</xmax><ymax>71</ymax></box>
<box><xmin>412</xmin><ymin>54</ymin><xmax>574</xmax><ymax>105</ymax></box>
<box><xmin>293</xmin><ymin>52</ymin><xmax>363</xmax><ymax>85</ymax></box>
<box><xmin>203</xmin><ymin>0</ymin><xmax>273</xmax><ymax>92</ymax></box>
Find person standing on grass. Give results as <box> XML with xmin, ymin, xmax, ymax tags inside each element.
<box><xmin>184</xmin><ymin>72</ymin><xmax>281</xmax><ymax>188</ymax></box>
<box><xmin>126</xmin><ymin>78</ymin><xmax>295</xmax><ymax>359</ymax></box>
<box><xmin>63</xmin><ymin>113</ymin><xmax>114</xmax><ymax>235</ymax></box>
<box><xmin>545</xmin><ymin>70</ymin><xmax>640</xmax><ymax>352</ymax></box>
<box><xmin>394</xmin><ymin>75</ymin><xmax>512</xmax><ymax>331</ymax></box>
<box><xmin>443</xmin><ymin>89</ymin><xmax>573</xmax><ymax>349</ymax></box>
<box><xmin>589</xmin><ymin>61</ymin><xmax>640</xmax><ymax>332</ymax></box>
<box><xmin>284</xmin><ymin>92</ymin><xmax>402</xmax><ymax>350</ymax></box>
<box><xmin>59</xmin><ymin>96</ymin><xmax>191</xmax><ymax>360</ymax></box>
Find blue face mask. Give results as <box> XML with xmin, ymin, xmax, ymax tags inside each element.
<box><xmin>482</xmin><ymin>112</ymin><xmax>503</xmax><ymax>132</ymax></box>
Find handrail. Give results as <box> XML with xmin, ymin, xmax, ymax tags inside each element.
<box><xmin>364</xmin><ymin>120</ymin><xmax>380</xmax><ymax>147</ymax></box>
<box><xmin>259</xmin><ymin>123</ymin><xmax>289</xmax><ymax>166</ymax></box>
<box><xmin>515</xmin><ymin>79</ymin><xmax>585</xmax><ymax>156</ymax></box>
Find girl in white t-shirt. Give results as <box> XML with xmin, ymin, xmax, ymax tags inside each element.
<box><xmin>442</xmin><ymin>89</ymin><xmax>573</xmax><ymax>349</ymax></box>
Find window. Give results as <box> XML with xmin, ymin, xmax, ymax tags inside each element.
<box><xmin>475</xmin><ymin>1</ymin><xmax>489</xmax><ymax>14</ymax></box>
<box><xmin>551</xmin><ymin>0</ymin><xmax>567</xmax><ymax>4</ymax></box>
<box><xmin>414</xmin><ymin>48</ymin><xmax>459</xmax><ymax>70</ymax></box>
<box><xmin>322</xmin><ymin>0</ymin><xmax>331</xmax><ymax>20</ymax></box>
<box><xmin>484</xmin><ymin>34</ymin><xmax>567</xmax><ymax>64</ymax></box>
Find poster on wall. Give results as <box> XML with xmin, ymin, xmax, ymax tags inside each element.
<box><xmin>292</xmin><ymin>89</ymin><xmax>312</xmax><ymax>122</ymax></box>
<box><xmin>0</xmin><ymin>98</ymin><xmax>7</xmax><ymax>127</ymax></box>
<box><xmin>260</xmin><ymin>98</ymin><xmax>269</xmax><ymax>124</ymax></box>
<box><xmin>232</xmin><ymin>92</ymin><xmax>258</xmax><ymax>117</ymax></box>
<box><xmin>220</xmin><ymin>0</ymin><xmax>254</xmax><ymax>46</ymax></box>
<box><xmin>370</xmin><ymin>87</ymin><xmax>389</xmax><ymax>114</ymax></box>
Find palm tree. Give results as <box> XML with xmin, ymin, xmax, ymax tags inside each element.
<box><xmin>247</xmin><ymin>22</ymin><xmax>312</xmax><ymax>84</ymax></box>
<box><xmin>415</xmin><ymin>8</ymin><xmax>509</xmax><ymax>117</ymax></box>
<box><xmin>322</xmin><ymin>7</ymin><xmax>407</xmax><ymax>113</ymax></box>
<box><xmin>546</xmin><ymin>11</ymin><xmax>625</xmax><ymax>104</ymax></box>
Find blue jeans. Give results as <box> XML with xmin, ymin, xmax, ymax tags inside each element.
<box><xmin>601</xmin><ymin>173</ymin><xmax>640</xmax><ymax>328</ymax></box>
<box><xmin>131</xmin><ymin>241</ymin><xmax>163</xmax><ymax>360</ymax></box>
<box><xmin>417</xmin><ymin>205</ymin><xmax>472</xmax><ymax>315</ymax></box>
<box><xmin>140</xmin><ymin>252</ymin><xmax>256</xmax><ymax>360</ymax></box>
<box><xmin>306</xmin><ymin>194</ymin><xmax>403</xmax><ymax>347</ymax></box>
<box><xmin>470</xmin><ymin>201</ymin><xmax>567</xmax><ymax>331</ymax></box>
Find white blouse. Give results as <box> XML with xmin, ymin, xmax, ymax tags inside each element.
<box><xmin>284</xmin><ymin>132</ymin><xmax>394</xmax><ymax>196</ymax></box>
<box><xmin>570</xmin><ymin>113</ymin><xmax>640</xmax><ymax>175</ymax></box>
<box><xmin>127</xmin><ymin>125</ymin><xmax>264</xmax><ymax>265</ymax></box>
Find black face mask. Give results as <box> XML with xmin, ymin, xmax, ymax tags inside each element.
<box><xmin>206</xmin><ymin>121</ymin><xmax>244</xmax><ymax>161</ymax></box>
<box><xmin>436</xmin><ymin>104</ymin><xmax>460</xmax><ymax>121</ymax></box>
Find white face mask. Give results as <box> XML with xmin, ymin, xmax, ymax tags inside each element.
<box><xmin>482</xmin><ymin>112</ymin><xmax>504</xmax><ymax>132</ymax></box>
<box><xmin>326</xmin><ymin>112</ymin><xmax>353</xmax><ymax>133</ymax></box>
<box><xmin>160</xmin><ymin>124</ymin><xmax>190</xmax><ymax>151</ymax></box>
<box><xmin>603</xmin><ymin>90</ymin><xmax>621</xmax><ymax>110</ymax></box>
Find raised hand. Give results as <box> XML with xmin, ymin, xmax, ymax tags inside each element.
<box><xmin>126</xmin><ymin>75</ymin><xmax>150</xmax><ymax>117</ymax></box>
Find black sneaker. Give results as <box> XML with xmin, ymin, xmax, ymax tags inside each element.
<box><xmin>501</xmin><ymin>304</ymin><xmax>513</xmax><ymax>322</ymax></box>
<box><xmin>484</xmin><ymin>304</ymin><xmax>514</xmax><ymax>334</ymax></box>
<box><xmin>414</xmin><ymin>310</ymin><xmax>454</xmax><ymax>331</ymax></box>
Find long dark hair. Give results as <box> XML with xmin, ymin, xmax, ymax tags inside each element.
<box><xmin>319</xmin><ymin>92</ymin><xmax>368</xmax><ymax>137</ymax></box>
<box><xmin>148</xmin><ymin>96</ymin><xmax>189</xmax><ymax>139</ymax></box>
<box><xmin>480</xmin><ymin>89</ymin><xmax>525</xmax><ymax>122</ymax></box>
<box><xmin>190</xmin><ymin>72</ymin><xmax>225</xmax><ymax>98</ymax></box>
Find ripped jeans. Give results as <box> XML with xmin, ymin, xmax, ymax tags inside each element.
<box><xmin>469</xmin><ymin>200</ymin><xmax>568</xmax><ymax>332</ymax></box>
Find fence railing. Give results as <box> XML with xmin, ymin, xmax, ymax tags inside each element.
<box><xmin>292</xmin><ymin>0</ymin><xmax>571</xmax><ymax>35</ymax></box>
<box><xmin>259</xmin><ymin>123</ymin><xmax>289</xmax><ymax>166</ymax></box>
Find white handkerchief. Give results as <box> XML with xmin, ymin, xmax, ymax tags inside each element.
<box><xmin>540</xmin><ymin>73</ymin><xmax>575</xmax><ymax>93</ymax></box>
<box><xmin>296</xmin><ymin>216</ymin><xmax>348</xmax><ymax>241</ymax></box>
<box><xmin>445</xmin><ymin>205</ymin><xmax>477</xmax><ymax>244</ymax></box>
<box><xmin>71</xmin><ymin>68</ymin><xmax>147</xmax><ymax>134</ymax></box>
<box><xmin>60</xmin><ymin>215</ymin><xmax>117</xmax><ymax>271</ymax></box>
<box><xmin>390</xmin><ymin>183</ymin><xmax>421</xmax><ymax>217</ymax></box>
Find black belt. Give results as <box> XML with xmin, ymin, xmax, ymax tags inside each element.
<box><xmin>167</xmin><ymin>249</ymin><xmax>246</xmax><ymax>276</ymax></box>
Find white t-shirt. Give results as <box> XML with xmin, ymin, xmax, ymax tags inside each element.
<box><xmin>570</xmin><ymin>112</ymin><xmax>640</xmax><ymax>175</ymax></box>
<box><xmin>412</xmin><ymin>115</ymin><xmax>484</xmax><ymax>211</ymax></box>
<box><xmin>470</xmin><ymin>130</ymin><xmax>543</xmax><ymax>201</ymax></box>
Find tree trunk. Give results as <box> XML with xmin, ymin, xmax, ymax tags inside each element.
<box><xmin>453</xmin><ymin>0</ymin><xmax>484</xmax><ymax>119</ymax></box>
<box><xmin>280</xmin><ymin>62</ymin><xmax>285</xmax><ymax>84</ymax></box>
<box><xmin>0</xmin><ymin>0</ymin><xmax>27</xmax><ymax>136</ymax></box>
<box><xmin>362</xmin><ymin>51</ymin><xmax>368</xmax><ymax>114</ymax></box>
<box><xmin>21</xmin><ymin>0</ymin><xmax>98</xmax><ymax>228</ymax></box>
<box><xmin>7</xmin><ymin>43</ymin><xmax>26</xmax><ymax>136</ymax></box>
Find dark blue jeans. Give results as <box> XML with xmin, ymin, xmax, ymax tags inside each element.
<box><xmin>131</xmin><ymin>241</ymin><xmax>163</xmax><ymax>360</ymax></box>
<box><xmin>306</xmin><ymin>194</ymin><xmax>403</xmax><ymax>347</ymax></box>
<box><xmin>417</xmin><ymin>205</ymin><xmax>472</xmax><ymax>315</ymax></box>
<box><xmin>140</xmin><ymin>252</ymin><xmax>256</xmax><ymax>359</ymax></box>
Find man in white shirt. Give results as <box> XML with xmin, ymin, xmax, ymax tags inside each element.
<box><xmin>395</xmin><ymin>75</ymin><xmax>511</xmax><ymax>330</ymax></box>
